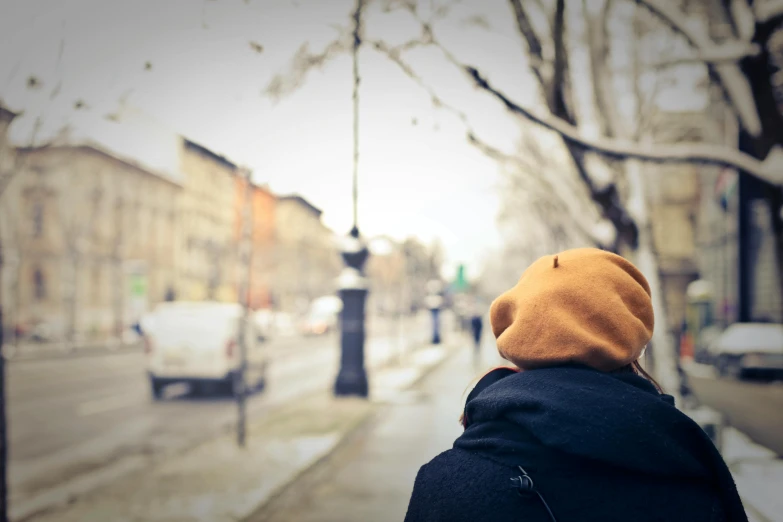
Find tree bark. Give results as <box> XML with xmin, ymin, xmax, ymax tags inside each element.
<box><xmin>624</xmin><ymin>159</ymin><xmax>681</xmax><ymax>401</ymax></box>
<box><xmin>0</xmin><ymin>238</ymin><xmax>8</xmax><ymax>522</ymax></box>
<box><xmin>462</xmin><ymin>65</ymin><xmax>782</xmax><ymax>184</ymax></box>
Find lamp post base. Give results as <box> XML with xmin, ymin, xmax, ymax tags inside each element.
<box><xmin>431</xmin><ymin>308</ymin><xmax>442</xmax><ymax>345</ymax></box>
<box><xmin>334</xmin><ymin>287</ymin><xmax>369</xmax><ymax>398</ymax></box>
<box><xmin>334</xmin><ymin>368</ymin><xmax>369</xmax><ymax>397</ymax></box>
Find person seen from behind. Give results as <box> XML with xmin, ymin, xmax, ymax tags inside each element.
<box><xmin>404</xmin><ymin>248</ymin><xmax>746</xmax><ymax>522</ymax></box>
<box><xmin>470</xmin><ymin>302</ymin><xmax>484</xmax><ymax>364</ymax></box>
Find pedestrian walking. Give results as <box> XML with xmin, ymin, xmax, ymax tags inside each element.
<box><xmin>405</xmin><ymin>248</ymin><xmax>747</xmax><ymax>522</ymax></box>
<box><xmin>469</xmin><ymin>307</ymin><xmax>483</xmax><ymax>365</ymax></box>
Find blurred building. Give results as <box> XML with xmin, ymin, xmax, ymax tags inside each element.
<box><xmin>649</xmin><ymin>107</ymin><xmax>783</xmax><ymax>337</ymax></box>
<box><xmin>644</xmin><ymin>111</ymin><xmax>708</xmax><ymax>340</ymax></box>
<box><xmin>0</xmin><ymin>104</ymin><xmax>14</xmax><ymax>166</ymax></box>
<box><xmin>366</xmin><ymin>236</ymin><xmax>406</xmax><ymax>316</ymax></box>
<box><xmin>0</xmin><ymin>104</ymin><xmax>297</xmax><ymax>343</ymax></box>
<box><xmin>234</xmin><ymin>176</ymin><xmax>276</xmax><ymax>310</ymax></box>
<box><xmin>698</xmin><ymin>0</ymin><xmax>783</xmax><ymax>325</ymax></box>
<box><xmin>176</xmin><ymin>139</ymin><xmax>240</xmax><ymax>303</ymax></box>
<box><xmin>273</xmin><ymin>195</ymin><xmax>340</xmax><ymax>314</ymax></box>
<box><xmin>2</xmin><ymin>139</ymin><xmax>181</xmax><ymax>342</ymax></box>
<box><xmin>401</xmin><ymin>237</ymin><xmax>445</xmax><ymax>312</ymax></box>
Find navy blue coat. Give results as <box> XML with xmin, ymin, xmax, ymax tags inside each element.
<box><xmin>405</xmin><ymin>366</ymin><xmax>746</xmax><ymax>522</ymax></box>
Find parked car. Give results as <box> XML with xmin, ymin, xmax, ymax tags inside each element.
<box><xmin>141</xmin><ymin>301</ymin><xmax>268</xmax><ymax>399</ymax></box>
<box><xmin>253</xmin><ymin>310</ymin><xmax>300</xmax><ymax>339</ymax></box>
<box><xmin>709</xmin><ymin>323</ymin><xmax>783</xmax><ymax>380</ymax></box>
<box><xmin>301</xmin><ymin>309</ymin><xmax>337</xmax><ymax>336</ymax></box>
<box><xmin>300</xmin><ymin>296</ymin><xmax>342</xmax><ymax>336</ymax></box>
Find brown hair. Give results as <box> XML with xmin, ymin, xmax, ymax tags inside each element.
<box><xmin>616</xmin><ymin>360</ymin><xmax>663</xmax><ymax>393</ymax></box>
<box><xmin>458</xmin><ymin>366</ymin><xmax>519</xmax><ymax>429</ymax></box>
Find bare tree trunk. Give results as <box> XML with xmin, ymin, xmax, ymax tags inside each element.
<box><xmin>625</xmin><ymin>159</ymin><xmax>681</xmax><ymax>403</ymax></box>
<box><xmin>769</xmin><ymin>191</ymin><xmax>783</xmax><ymax>323</ymax></box>
<box><xmin>65</xmin><ymin>252</ymin><xmax>80</xmax><ymax>346</ymax></box>
<box><xmin>113</xmin><ymin>256</ymin><xmax>124</xmax><ymax>338</ymax></box>
<box><xmin>112</xmin><ymin>197</ymin><xmax>125</xmax><ymax>339</ymax></box>
<box><xmin>236</xmin><ymin>168</ymin><xmax>253</xmax><ymax>447</ymax></box>
<box><xmin>10</xmin><ymin>259</ymin><xmax>20</xmax><ymax>348</ymax></box>
<box><xmin>0</xmin><ymin>238</ymin><xmax>8</xmax><ymax>522</ymax></box>
<box><xmin>581</xmin><ymin>1</ymin><xmax>681</xmax><ymax>400</ymax></box>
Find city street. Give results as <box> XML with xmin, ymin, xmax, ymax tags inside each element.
<box><xmin>6</xmin><ymin>315</ymin><xmax>427</xmax><ymax>514</ymax></box>
<box><xmin>686</xmin><ymin>372</ymin><xmax>783</xmax><ymax>457</ymax></box>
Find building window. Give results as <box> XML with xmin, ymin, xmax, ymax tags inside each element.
<box><xmin>33</xmin><ymin>267</ymin><xmax>46</xmax><ymax>301</ymax></box>
<box><xmin>32</xmin><ymin>201</ymin><xmax>44</xmax><ymax>237</ymax></box>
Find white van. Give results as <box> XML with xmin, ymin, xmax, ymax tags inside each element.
<box><xmin>141</xmin><ymin>301</ymin><xmax>268</xmax><ymax>399</ymax></box>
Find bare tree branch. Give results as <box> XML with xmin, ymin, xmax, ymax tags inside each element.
<box><xmin>586</xmin><ymin>0</ymin><xmax>618</xmax><ymax>138</ymax></box>
<box><xmin>369</xmin><ymin>40</ymin><xmax>468</xmax><ymax>125</ymax></box>
<box><xmin>505</xmin><ymin>0</ymin><xmax>634</xmax><ymax>247</ymax></box>
<box><xmin>461</xmin><ymin>14</ymin><xmax>491</xmax><ymax>30</ymax></box>
<box><xmin>370</xmin><ymin>35</ymin><xmax>601</xmax><ymax>244</ymax></box>
<box><xmin>462</xmin><ymin>66</ymin><xmax>781</xmax><ymax>184</ymax></box>
<box><xmin>264</xmin><ymin>32</ymin><xmax>351</xmax><ymax>101</ymax></box>
<box><xmin>647</xmin><ymin>41</ymin><xmax>761</xmax><ymax>67</ymax></box>
<box><xmin>509</xmin><ymin>0</ymin><xmax>544</xmax><ymax>67</ymax></box>
<box><xmin>550</xmin><ymin>0</ymin><xmax>574</xmax><ymax>122</ymax></box>
<box><xmin>755</xmin><ymin>0</ymin><xmax>783</xmax><ymax>23</ymax></box>
<box><xmin>634</xmin><ymin>0</ymin><xmax>763</xmax><ymax>137</ymax></box>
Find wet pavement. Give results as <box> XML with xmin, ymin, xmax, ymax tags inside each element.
<box><xmin>252</xmin><ymin>335</ymin><xmax>505</xmax><ymax>522</ymax></box>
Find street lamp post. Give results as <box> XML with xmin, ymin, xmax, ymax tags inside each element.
<box><xmin>334</xmin><ymin>227</ymin><xmax>370</xmax><ymax>397</ymax></box>
<box><xmin>334</xmin><ymin>0</ymin><xmax>370</xmax><ymax>398</ymax></box>
<box><xmin>426</xmin><ymin>279</ymin><xmax>444</xmax><ymax>345</ymax></box>
<box><xmin>236</xmin><ymin>167</ymin><xmax>253</xmax><ymax>447</ymax></box>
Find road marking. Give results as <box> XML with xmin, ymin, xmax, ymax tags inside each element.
<box><xmin>77</xmin><ymin>392</ymin><xmax>141</xmax><ymax>417</ymax></box>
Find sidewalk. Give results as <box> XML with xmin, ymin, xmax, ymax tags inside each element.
<box><xmin>722</xmin><ymin>428</ymin><xmax>783</xmax><ymax>522</ymax></box>
<box><xmin>21</xmin><ymin>336</ymin><xmax>464</xmax><ymax>522</ymax></box>
<box><xmin>251</xmin><ymin>341</ymin><xmax>498</xmax><ymax>522</ymax></box>
<box><xmin>3</xmin><ymin>339</ymin><xmax>141</xmax><ymax>361</ymax></box>
<box><xmin>252</xmin><ymin>345</ymin><xmax>783</xmax><ymax>522</ymax></box>
<box><xmin>682</xmin><ymin>361</ymin><xmax>783</xmax><ymax>521</ymax></box>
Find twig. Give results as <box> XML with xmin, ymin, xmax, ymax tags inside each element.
<box><xmin>633</xmin><ymin>0</ymin><xmax>762</xmax><ymax>137</ymax></box>
<box><xmin>461</xmin><ymin>66</ymin><xmax>781</xmax><ymax>184</ymax></box>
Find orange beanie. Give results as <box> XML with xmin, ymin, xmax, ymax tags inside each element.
<box><xmin>489</xmin><ymin>248</ymin><xmax>654</xmax><ymax>372</ymax></box>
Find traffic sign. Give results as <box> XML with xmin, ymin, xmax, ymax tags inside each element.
<box><xmin>454</xmin><ymin>264</ymin><xmax>468</xmax><ymax>293</ymax></box>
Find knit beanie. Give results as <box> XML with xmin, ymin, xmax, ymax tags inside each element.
<box><xmin>489</xmin><ymin>248</ymin><xmax>654</xmax><ymax>372</ymax></box>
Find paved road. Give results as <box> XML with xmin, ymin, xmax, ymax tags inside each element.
<box><xmin>687</xmin><ymin>373</ymin><xmax>783</xmax><ymax>457</ymax></box>
<box><xmin>7</xmin><ymin>315</ymin><xmax>429</xmax><ymax>512</ymax></box>
<box><xmin>252</xmin><ymin>331</ymin><xmax>506</xmax><ymax>522</ymax></box>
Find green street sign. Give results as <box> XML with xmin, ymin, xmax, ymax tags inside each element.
<box><xmin>454</xmin><ymin>264</ymin><xmax>467</xmax><ymax>292</ymax></box>
<box><xmin>130</xmin><ymin>274</ymin><xmax>147</xmax><ymax>297</ymax></box>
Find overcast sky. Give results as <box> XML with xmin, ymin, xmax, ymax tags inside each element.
<box><xmin>1</xmin><ymin>0</ymin><xmax>543</xmax><ymax>280</ymax></box>
<box><xmin>0</xmin><ymin>0</ymin><xmax>707</xmax><ymax>281</ymax></box>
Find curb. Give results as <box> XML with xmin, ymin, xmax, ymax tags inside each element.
<box><xmin>5</xmin><ymin>345</ymin><xmax>141</xmax><ymax>363</ymax></box>
<box><xmin>248</xmin><ymin>399</ymin><xmax>377</xmax><ymax>522</ymax></box>
<box><xmin>742</xmin><ymin>502</ymin><xmax>773</xmax><ymax>522</ymax></box>
<box><xmin>245</xmin><ymin>337</ymin><xmax>464</xmax><ymax>521</ymax></box>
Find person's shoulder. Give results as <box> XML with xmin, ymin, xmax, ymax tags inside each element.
<box><xmin>415</xmin><ymin>447</ymin><xmax>512</xmax><ymax>488</ymax></box>
<box><xmin>407</xmin><ymin>448</ymin><xmax>537</xmax><ymax>522</ymax></box>
<box><xmin>421</xmin><ymin>447</ymin><xmax>489</xmax><ymax>467</ymax></box>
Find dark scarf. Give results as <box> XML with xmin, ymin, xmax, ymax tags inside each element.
<box><xmin>457</xmin><ymin>366</ymin><xmax>747</xmax><ymax>522</ymax></box>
